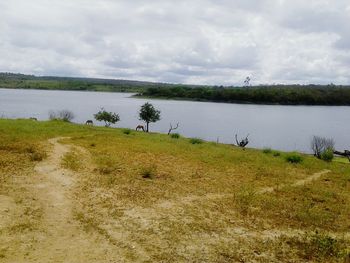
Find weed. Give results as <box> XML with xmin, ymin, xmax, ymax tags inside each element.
<box><xmin>123</xmin><ymin>129</ymin><xmax>132</xmax><ymax>135</ymax></box>
<box><xmin>286</xmin><ymin>153</ymin><xmax>303</xmax><ymax>164</ymax></box>
<box><xmin>263</xmin><ymin>148</ymin><xmax>272</xmax><ymax>154</ymax></box>
<box><xmin>273</xmin><ymin>151</ymin><xmax>281</xmax><ymax>157</ymax></box>
<box><xmin>141</xmin><ymin>165</ymin><xmax>156</xmax><ymax>179</ymax></box>
<box><xmin>190</xmin><ymin>138</ymin><xmax>203</xmax><ymax>144</ymax></box>
<box><xmin>171</xmin><ymin>133</ymin><xmax>180</xmax><ymax>139</ymax></box>
<box><xmin>296</xmin><ymin>232</ymin><xmax>347</xmax><ymax>260</ymax></box>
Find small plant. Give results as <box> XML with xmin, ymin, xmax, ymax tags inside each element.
<box><xmin>303</xmin><ymin>232</ymin><xmax>344</xmax><ymax>260</ymax></box>
<box><xmin>285</xmin><ymin>153</ymin><xmax>303</xmax><ymax>164</ymax></box>
<box><xmin>141</xmin><ymin>166</ymin><xmax>156</xmax><ymax>179</ymax></box>
<box><xmin>30</xmin><ymin>152</ymin><xmax>46</xmax><ymax>162</ymax></box>
<box><xmin>320</xmin><ymin>148</ymin><xmax>334</xmax><ymax>162</ymax></box>
<box><xmin>171</xmin><ymin>133</ymin><xmax>180</xmax><ymax>139</ymax></box>
<box><xmin>273</xmin><ymin>151</ymin><xmax>281</xmax><ymax>157</ymax></box>
<box><xmin>263</xmin><ymin>148</ymin><xmax>272</xmax><ymax>154</ymax></box>
<box><xmin>190</xmin><ymin>138</ymin><xmax>203</xmax><ymax>145</ymax></box>
<box><xmin>123</xmin><ymin>129</ymin><xmax>132</xmax><ymax>135</ymax></box>
<box><xmin>26</xmin><ymin>145</ymin><xmax>46</xmax><ymax>161</ymax></box>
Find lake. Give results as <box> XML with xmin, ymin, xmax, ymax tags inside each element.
<box><xmin>0</xmin><ymin>88</ymin><xmax>349</xmax><ymax>153</ymax></box>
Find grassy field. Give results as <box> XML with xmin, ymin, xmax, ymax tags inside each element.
<box><xmin>0</xmin><ymin>119</ymin><xmax>349</xmax><ymax>262</ymax></box>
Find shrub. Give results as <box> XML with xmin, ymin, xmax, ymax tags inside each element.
<box><xmin>286</xmin><ymin>153</ymin><xmax>303</xmax><ymax>164</ymax></box>
<box><xmin>190</xmin><ymin>138</ymin><xmax>203</xmax><ymax>144</ymax></box>
<box><xmin>171</xmin><ymin>133</ymin><xmax>180</xmax><ymax>139</ymax></box>
<box><xmin>320</xmin><ymin>148</ymin><xmax>334</xmax><ymax>162</ymax></box>
<box><xmin>141</xmin><ymin>166</ymin><xmax>156</xmax><ymax>179</ymax></box>
<box><xmin>263</xmin><ymin>148</ymin><xmax>272</xmax><ymax>154</ymax></box>
<box><xmin>273</xmin><ymin>151</ymin><xmax>281</xmax><ymax>157</ymax></box>
<box><xmin>311</xmin><ymin>136</ymin><xmax>335</xmax><ymax>159</ymax></box>
<box><xmin>49</xmin><ymin>110</ymin><xmax>75</xmax><ymax>122</ymax></box>
<box><xmin>123</xmin><ymin>129</ymin><xmax>132</xmax><ymax>135</ymax></box>
<box><xmin>303</xmin><ymin>232</ymin><xmax>344</xmax><ymax>260</ymax></box>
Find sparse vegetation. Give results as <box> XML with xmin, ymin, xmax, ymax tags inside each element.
<box><xmin>263</xmin><ymin>148</ymin><xmax>272</xmax><ymax>154</ymax></box>
<box><xmin>170</xmin><ymin>133</ymin><xmax>180</xmax><ymax>139</ymax></box>
<box><xmin>189</xmin><ymin>138</ymin><xmax>204</xmax><ymax>144</ymax></box>
<box><xmin>286</xmin><ymin>153</ymin><xmax>303</xmax><ymax>164</ymax></box>
<box><xmin>141</xmin><ymin>165</ymin><xmax>156</xmax><ymax>179</ymax></box>
<box><xmin>0</xmin><ymin>119</ymin><xmax>349</xmax><ymax>263</ymax></box>
<box><xmin>122</xmin><ymin>128</ymin><xmax>132</xmax><ymax>135</ymax></box>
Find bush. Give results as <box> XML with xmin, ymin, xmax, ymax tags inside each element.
<box><xmin>273</xmin><ymin>151</ymin><xmax>281</xmax><ymax>157</ymax></box>
<box><xmin>263</xmin><ymin>148</ymin><xmax>272</xmax><ymax>154</ymax></box>
<box><xmin>141</xmin><ymin>166</ymin><xmax>156</xmax><ymax>179</ymax></box>
<box><xmin>123</xmin><ymin>129</ymin><xmax>132</xmax><ymax>135</ymax></box>
<box><xmin>286</xmin><ymin>153</ymin><xmax>303</xmax><ymax>164</ymax></box>
<box><xmin>190</xmin><ymin>138</ymin><xmax>203</xmax><ymax>144</ymax></box>
<box><xmin>171</xmin><ymin>133</ymin><xmax>180</xmax><ymax>139</ymax></box>
<box><xmin>304</xmin><ymin>232</ymin><xmax>344</xmax><ymax>260</ymax></box>
<box><xmin>49</xmin><ymin>110</ymin><xmax>75</xmax><ymax>122</ymax></box>
<box><xmin>320</xmin><ymin>148</ymin><xmax>334</xmax><ymax>162</ymax></box>
<box><xmin>311</xmin><ymin>136</ymin><xmax>335</xmax><ymax>159</ymax></box>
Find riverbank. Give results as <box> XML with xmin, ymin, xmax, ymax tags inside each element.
<box><xmin>0</xmin><ymin>119</ymin><xmax>349</xmax><ymax>262</ymax></box>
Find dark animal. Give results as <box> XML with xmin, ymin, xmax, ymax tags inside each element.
<box><xmin>29</xmin><ymin>117</ymin><xmax>38</xmax><ymax>121</ymax></box>
<box><xmin>85</xmin><ymin>120</ymin><xmax>93</xmax><ymax>125</ymax></box>
<box><xmin>334</xmin><ymin>150</ymin><xmax>350</xmax><ymax>162</ymax></box>
<box><xmin>136</xmin><ymin>125</ymin><xmax>145</xmax><ymax>132</ymax></box>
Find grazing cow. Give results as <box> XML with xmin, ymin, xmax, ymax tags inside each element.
<box><xmin>136</xmin><ymin>125</ymin><xmax>145</xmax><ymax>132</ymax></box>
<box><xmin>85</xmin><ymin>120</ymin><xmax>94</xmax><ymax>125</ymax></box>
<box><xmin>29</xmin><ymin>117</ymin><xmax>38</xmax><ymax>121</ymax></box>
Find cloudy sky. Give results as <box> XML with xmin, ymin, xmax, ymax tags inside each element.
<box><xmin>0</xmin><ymin>0</ymin><xmax>349</xmax><ymax>85</ymax></box>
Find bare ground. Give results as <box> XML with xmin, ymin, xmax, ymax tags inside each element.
<box><xmin>0</xmin><ymin>138</ymin><xmax>347</xmax><ymax>262</ymax></box>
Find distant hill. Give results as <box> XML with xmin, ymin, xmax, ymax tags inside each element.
<box><xmin>1</xmin><ymin>72</ymin><xmax>350</xmax><ymax>105</ymax></box>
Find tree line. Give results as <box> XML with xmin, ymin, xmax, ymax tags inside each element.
<box><xmin>139</xmin><ymin>85</ymin><xmax>350</xmax><ymax>105</ymax></box>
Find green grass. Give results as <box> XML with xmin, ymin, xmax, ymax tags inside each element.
<box><xmin>0</xmin><ymin>119</ymin><xmax>349</xmax><ymax>262</ymax></box>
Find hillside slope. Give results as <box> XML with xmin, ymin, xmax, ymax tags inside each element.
<box><xmin>0</xmin><ymin>119</ymin><xmax>349</xmax><ymax>262</ymax></box>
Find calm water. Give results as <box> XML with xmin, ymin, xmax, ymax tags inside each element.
<box><xmin>0</xmin><ymin>88</ymin><xmax>349</xmax><ymax>153</ymax></box>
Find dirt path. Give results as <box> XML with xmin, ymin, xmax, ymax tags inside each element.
<box><xmin>258</xmin><ymin>169</ymin><xmax>331</xmax><ymax>194</ymax></box>
<box><xmin>15</xmin><ymin>138</ymin><xmax>120</xmax><ymax>263</ymax></box>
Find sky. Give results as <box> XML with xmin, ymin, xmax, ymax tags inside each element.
<box><xmin>0</xmin><ymin>0</ymin><xmax>350</xmax><ymax>85</ymax></box>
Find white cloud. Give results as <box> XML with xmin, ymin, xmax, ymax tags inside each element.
<box><xmin>0</xmin><ymin>0</ymin><xmax>349</xmax><ymax>85</ymax></box>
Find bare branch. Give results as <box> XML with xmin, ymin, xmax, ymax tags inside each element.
<box><xmin>168</xmin><ymin>122</ymin><xmax>179</xmax><ymax>135</ymax></box>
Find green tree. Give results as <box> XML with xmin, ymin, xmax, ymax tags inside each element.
<box><xmin>139</xmin><ymin>102</ymin><xmax>161</xmax><ymax>132</ymax></box>
<box><xmin>94</xmin><ymin>108</ymin><xmax>120</xmax><ymax>127</ymax></box>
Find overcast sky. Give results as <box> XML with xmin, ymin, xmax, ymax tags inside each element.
<box><xmin>0</xmin><ymin>0</ymin><xmax>349</xmax><ymax>85</ymax></box>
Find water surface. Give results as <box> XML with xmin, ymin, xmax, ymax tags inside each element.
<box><xmin>0</xmin><ymin>88</ymin><xmax>349</xmax><ymax>153</ymax></box>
